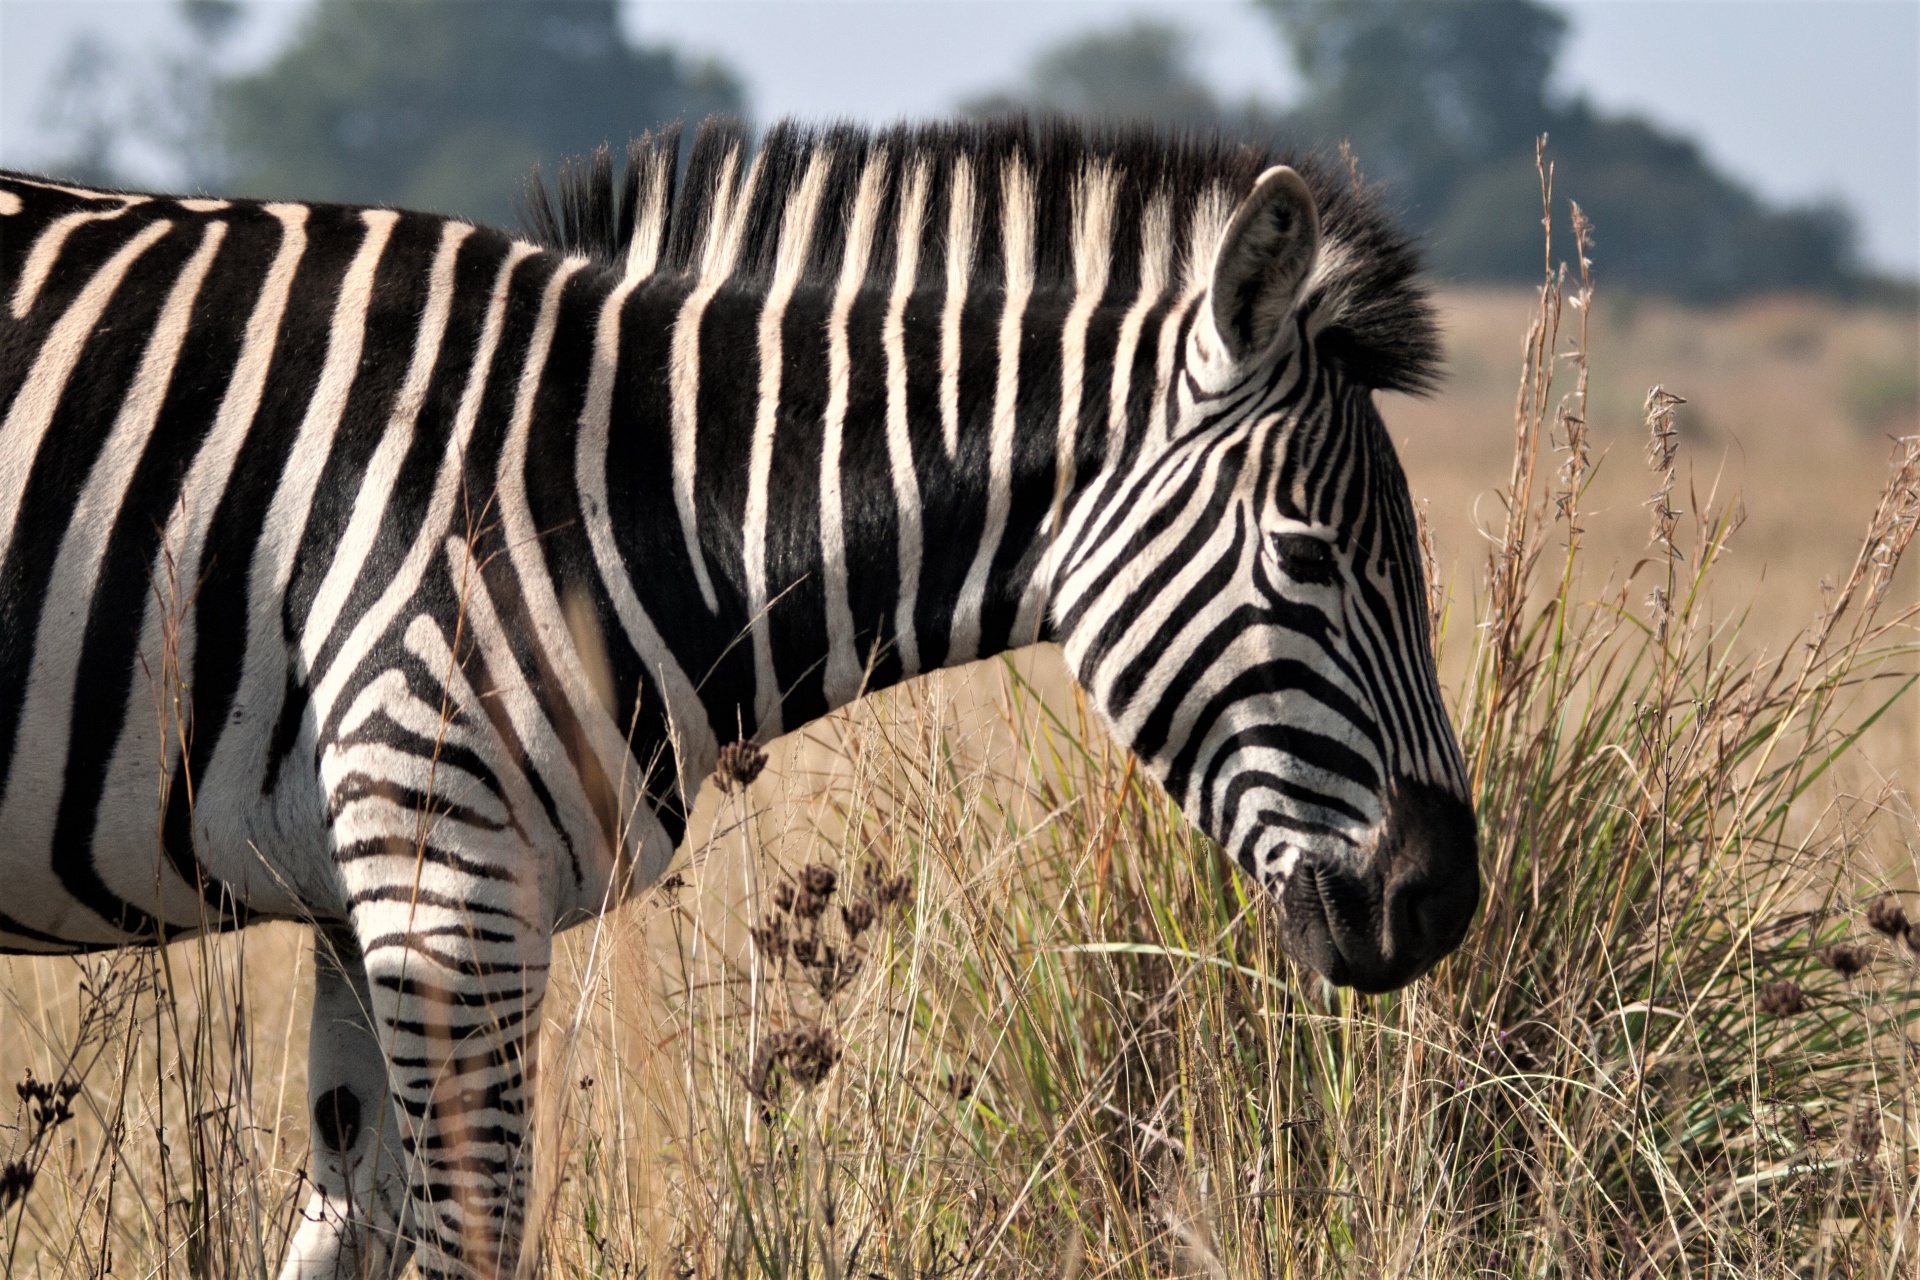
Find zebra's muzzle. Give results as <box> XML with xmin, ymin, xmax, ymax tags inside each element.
<box><xmin>1277</xmin><ymin>779</ymin><xmax>1479</xmax><ymax>993</ymax></box>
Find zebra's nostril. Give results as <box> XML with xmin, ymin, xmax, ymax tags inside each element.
<box><xmin>1381</xmin><ymin>782</ymin><xmax>1480</xmax><ymax>965</ymax></box>
<box><xmin>313</xmin><ymin>1084</ymin><xmax>362</xmax><ymax>1153</ymax></box>
<box><xmin>1394</xmin><ymin>869</ymin><xmax>1477</xmax><ymax>959</ymax></box>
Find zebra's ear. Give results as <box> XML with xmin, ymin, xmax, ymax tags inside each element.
<box><xmin>1208</xmin><ymin>166</ymin><xmax>1321</xmax><ymax>364</ymax></box>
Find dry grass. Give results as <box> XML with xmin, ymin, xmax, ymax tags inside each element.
<box><xmin>5</xmin><ymin>187</ymin><xmax>1920</xmax><ymax>1277</ymax></box>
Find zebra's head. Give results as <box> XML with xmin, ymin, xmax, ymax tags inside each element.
<box><xmin>1054</xmin><ymin>165</ymin><xmax>1478</xmax><ymax>993</ymax></box>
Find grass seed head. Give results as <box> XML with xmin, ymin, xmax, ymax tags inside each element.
<box><xmin>1757</xmin><ymin>980</ymin><xmax>1808</xmax><ymax>1016</ymax></box>
<box><xmin>840</xmin><ymin>898</ymin><xmax>875</xmax><ymax>937</ymax></box>
<box><xmin>1866</xmin><ymin>895</ymin><xmax>1908</xmax><ymax>938</ymax></box>
<box><xmin>800</xmin><ymin>863</ymin><xmax>837</xmax><ymax>898</ymax></box>
<box><xmin>0</xmin><ymin>1162</ymin><xmax>33</xmax><ymax>1213</ymax></box>
<box><xmin>1822</xmin><ymin>943</ymin><xmax>1873</xmax><ymax>978</ymax></box>
<box><xmin>713</xmin><ymin>739</ymin><xmax>768</xmax><ymax>792</ymax></box>
<box><xmin>751</xmin><ymin>919</ymin><xmax>788</xmax><ymax>966</ymax></box>
<box><xmin>876</xmin><ymin>871</ymin><xmax>912</xmax><ymax>909</ymax></box>
<box><xmin>768</xmin><ymin>1026</ymin><xmax>841</xmax><ymax>1089</ymax></box>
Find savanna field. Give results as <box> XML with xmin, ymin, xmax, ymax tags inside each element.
<box><xmin>5</xmin><ymin>237</ymin><xmax>1920</xmax><ymax>1277</ymax></box>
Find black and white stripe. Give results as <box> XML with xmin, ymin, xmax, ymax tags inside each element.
<box><xmin>1</xmin><ymin>117</ymin><xmax>1475</xmax><ymax>1278</ymax></box>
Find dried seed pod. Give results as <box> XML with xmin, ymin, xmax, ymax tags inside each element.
<box><xmin>1757</xmin><ymin>980</ymin><xmax>1807</xmax><ymax>1016</ymax></box>
<box><xmin>805</xmin><ymin>944</ymin><xmax>860</xmax><ymax>998</ymax></box>
<box><xmin>713</xmin><ymin>739</ymin><xmax>768</xmax><ymax>792</ymax></box>
<box><xmin>772</xmin><ymin>882</ymin><xmax>795</xmax><ymax>913</ymax></box>
<box><xmin>800</xmin><ymin>864</ymin><xmax>837</xmax><ymax>898</ymax></box>
<box><xmin>1867</xmin><ymin>896</ymin><xmax>1909</xmax><ymax>938</ymax></box>
<box><xmin>943</xmin><ymin>1070</ymin><xmax>975</xmax><ymax>1101</ymax></box>
<box><xmin>774</xmin><ymin>1026</ymin><xmax>841</xmax><ymax>1087</ymax></box>
<box><xmin>840</xmin><ymin>899</ymin><xmax>875</xmax><ymax>937</ymax></box>
<box><xmin>879</xmin><ymin>873</ymin><xmax>913</xmax><ymax>908</ymax></box>
<box><xmin>655</xmin><ymin>872</ymin><xmax>685</xmax><ymax>894</ymax></box>
<box><xmin>1823</xmin><ymin>943</ymin><xmax>1872</xmax><ymax>977</ymax></box>
<box><xmin>790</xmin><ymin>931</ymin><xmax>820</xmax><ymax>968</ymax></box>
<box><xmin>745</xmin><ymin>1041</ymin><xmax>780</xmax><ymax>1106</ymax></box>
<box><xmin>793</xmin><ymin>889</ymin><xmax>826</xmax><ymax>921</ymax></box>
<box><xmin>750</xmin><ymin>920</ymin><xmax>787</xmax><ymax>965</ymax></box>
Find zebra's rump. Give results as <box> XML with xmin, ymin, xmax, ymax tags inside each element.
<box><xmin>0</xmin><ymin>177</ymin><xmax>483</xmax><ymax>951</ymax></box>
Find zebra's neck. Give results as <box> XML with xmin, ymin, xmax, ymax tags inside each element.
<box><xmin>584</xmin><ymin>256</ymin><xmax>1193</xmax><ymax>773</ymax></box>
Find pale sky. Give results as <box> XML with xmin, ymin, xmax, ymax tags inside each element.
<box><xmin>2</xmin><ymin>0</ymin><xmax>1915</xmax><ymax>273</ymax></box>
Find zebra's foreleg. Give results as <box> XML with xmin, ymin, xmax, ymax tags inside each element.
<box><xmin>320</xmin><ymin>619</ymin><xmax>562</xmax><ymax>1276</ymax></box>
<box><xmin>280</xmin><ymin>926</ymin><xmax>415</xmax><ymax>1280</ymax></box>
<box><xmin>327</xmin><ymin>805</ymin><xmax>551</xmax><ymax>1280</ymax></box>
<box><xmin>351</xmin><ymin>883</ymin><xmax>550</xmax><ymax>1280</ymax></box>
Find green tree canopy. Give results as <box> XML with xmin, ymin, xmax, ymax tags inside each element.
<box><xmin>218</xmin><ymin>0</ymin><xmax>740</xmax><ymax>225</ymax></box>
<box><xmin>1256</xmin><ymin>0</ymin><xmax>1857</xmax><ymax>299</ymax></box>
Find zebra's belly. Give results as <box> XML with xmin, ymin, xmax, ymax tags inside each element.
<box><xmin>0</xmin><ymin>694</ymin><xmax>334</xmax><ymax>954</ymax></box>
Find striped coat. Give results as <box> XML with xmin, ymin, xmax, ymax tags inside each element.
<box><xmin>0</xmin><ymin>118</ymin><xmax>1476</xmax><ymax>1278</ymax></box>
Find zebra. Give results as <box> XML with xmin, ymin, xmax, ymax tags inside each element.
<box><xmin>0</xmin><ymin>117</ymin><xmax>1477</xmax><ymax>1278</ymax></box>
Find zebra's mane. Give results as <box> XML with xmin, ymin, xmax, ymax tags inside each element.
<box><xmin>518</xmin><ymin>116</ymin><xmax>1440</xmax><ymax>394</ymax></box>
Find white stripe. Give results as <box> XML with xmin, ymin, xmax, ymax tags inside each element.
<box><xmin>309</xmin><ymin>240</ymin><xmax>537</xmax><ymax>732</ymax></box>
<box><xmin>1183</xmin><ymin>183</ymin><xmax>1236</xmax><ymax>297</ymax></box>
<box><xmin>575</xmin><ymin>279</ymin><xmax>717</xmax><ymax>808</ymax></box>
<box><xmin>1018</xmin><ymin>163</ymin><xmax>1116</xmax><ymax>650</ymax></box>
<box><xmin>1050</xmin><ymin>163</ymin><xmax>1115</xmax><ymax>539</ymax></box>
<box><xmin>819</xmin><ymin>151</ymin><xmax>887</xmax><ymax>709</ymax></box>
<box><xmin>1152</xmin><ymin>292</ymin><xmax>1195</xmax><ymax>447</ymax></box>
<box><xmin>495</xmin><ymin>255</ymin><xmax>665</xmax><ymax>897</ymax></box>
<box><xmin>104</xmin><ymin>205</ymin><xmax>309</xmax><ymax>912</ymax></box>
<box><xmin>668</xmin><ymin>144</ymin><xmax>755</xmax><ymax>614</ymax></box>
<box><xmin>0</xmin><ymin>174</ymin><xmax>139</xmax><ymax>202</ymax></box>
<box><xmin>1055</xmin><ymin>193</ymin><xmax>1174</xmax><ymax>578</ymax></box>
<box><xmin>300</xmin><ymin>220</ymin><xmax>474</xmax><ymax>661</ymax></box>
<box><xmin>10</xmin><ymin>197</ymin><xmax>148</xmax><ymax>318</ymax></box>
<box><xmin>252</xmin><ymin>209</ymin><xmax>397</xmax><ymax>695</ymax></box>
<box><xmin>0</xmin><ymin>218</ymin><xmax>172</xmax><ymax>569</ymax></box>
<box><xmin>884</xmin><ymin>161</ymin><xmax>930</xmax><ymax>677</ymax></box>
<box><xmin>623</xmin><ymin>144</ymin><xmax>673</xmax><ymax>283</ymax></box>
<box><xmin>197</xmin><ymin>208</ymin><xmax>396</xmax><ymax>880</ymax></box>
<box><xmin>743</xmin><ymin>152</ymin><xmax>830</xmax><ymax>738</ymax></box>
<box><xmin>0</xmin><ymin>192</ymin><xmax>21</xmax><ymax>216</ymax></box>
<box><xmin>0</xmin><ymin>220</ymin><xmax>222</xmax><ymax>900</ymax></box>
<box><xmin>178</xmin><ymin>198</ymin><xmax>230</xmax><ymax>213</ymax></box>
<box><xmin>939</xmin><ymin>156</ymin><xmax>975</xmax><ymax>460</ymax></box>
<box><xmin>948</xmin><ymin>156</ymin><xmax>1033</xmax><ymax>665</ymax></box>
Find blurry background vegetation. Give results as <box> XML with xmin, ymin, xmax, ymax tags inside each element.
<box><xmin>24</xmin><ymin>0</ymin><xmax>1903</xmax><ymax>303</ymax></box>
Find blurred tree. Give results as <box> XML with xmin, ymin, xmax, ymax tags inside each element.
<box><xmin>975</xmin><ymin>2</ymin><xmax>1866</xmax><ymax>299</ymax></box>
<box><xmin>217</xmin><ymin>0</ymin><xmax>741</xmax><ymax>223</ymax></box>
<box><xmin>1255</xmin><ymin>0</ymin><xmax>1861</xmax><ymax>299</ymax></box>
<box><xmin>1267</xmin><ymin>0</ymin><xmax>1561</xmax><ymax>214</ymax></box>
<box><xmin>34</xmin><ymin>35</ymin><xmax>128</xmax><ymax>187</ymax></box>
<box><xmin>960</xmin><ymin>20</ymin><xmax>1235</xmax><ymax>132</ymax></box>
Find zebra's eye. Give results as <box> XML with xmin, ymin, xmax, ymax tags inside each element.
<box><xmin>1269</xmin><ymin>532</ymin><xmax>1338</xmax><ymax>585</ymax></box>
